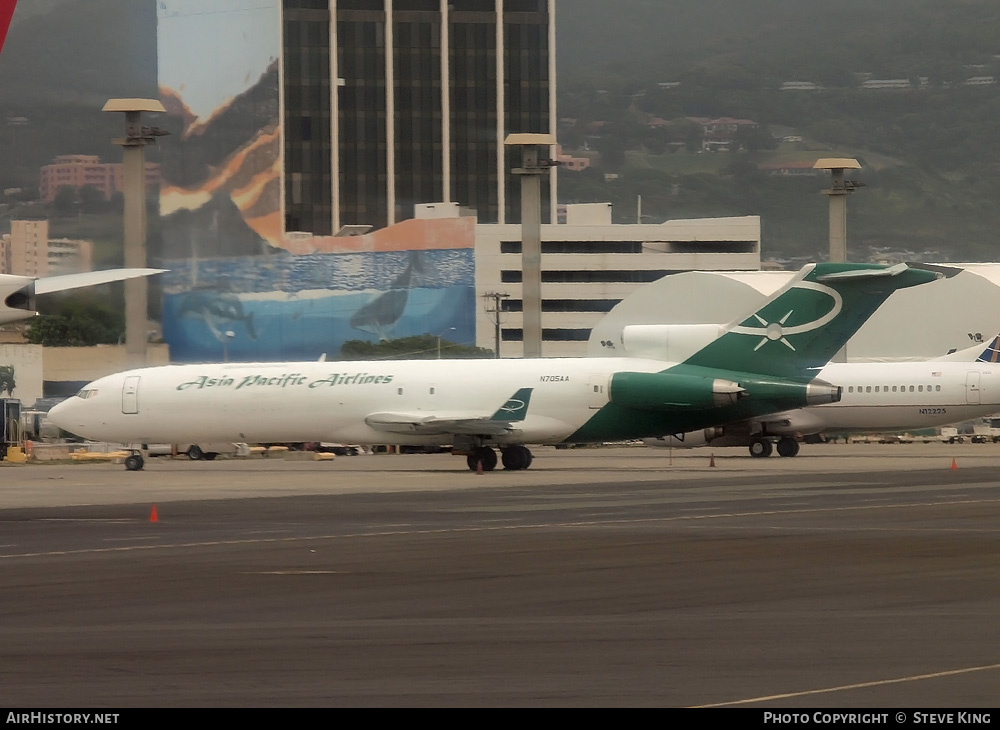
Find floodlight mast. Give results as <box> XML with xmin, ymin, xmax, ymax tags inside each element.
<box><xmin>505</xmin><ymin>133</ymin><xmax>557</xmax><ymax>358</ymax></box>
<box><xmin>103</xmin><ymin>98</ymin><xmax>168</xmax><ymax>366</ymax></box>
<box><xmin>814</xmin><ymin>157</ymin><xmax>863</xmax><ymax>264</ymax></box>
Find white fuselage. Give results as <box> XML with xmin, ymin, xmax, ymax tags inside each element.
<box><xmin>48</xmin><ymin>357</ymin><xmax>665</xmax><ymax>446</ymax></box>
<box><xmin>758</xmin><ymin>359</ymin><xmax>999</xmax><ymax>435</ymax></box>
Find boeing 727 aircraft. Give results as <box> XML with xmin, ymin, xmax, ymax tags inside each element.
<box><xmin>646</xmin><ymin>335</ymin><xmax>1000</xmax><ymax>457</ymax></box>
<box><xmin>48</xmin><ymin>262</ymin><xmax>938</xmax><ymax>471</ymax></box>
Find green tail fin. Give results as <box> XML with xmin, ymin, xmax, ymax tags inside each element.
<box><xmin>491</xmin><ymin>388</ymin><xmax>533</xmax><ymax>421</ymax></box>
<box><xmin>681</xmin><ymin>262</ymin><xmax>939</xmax><ymax>378</ymax></box>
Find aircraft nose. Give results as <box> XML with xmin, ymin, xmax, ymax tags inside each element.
<box><xmin>47</xmin><ymin>398</ymin><xmax>79</xmax><ymax>432</ymax></box>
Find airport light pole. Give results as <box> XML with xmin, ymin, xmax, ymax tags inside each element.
<box><xmin>814</xmin><ymin>158</ymin><xmax>864</xmax><ymax>263</ymax></box>
<box><xmin>220</xmin><ymin>330</ymin><xmax>235</xmax><ymax>363</ymax></box>
<box><xmin>436</xmin><ymin>327</ymin><xmax>456</xmax><ymax>359</ymax></box>
<box><xmin>103</xmin><ymin>98</ymin><xmax>168</xmax><ymax>367</ymax></box>
<box><xmin>505</xmin><ymin>133</ymin><xmax>557</xmax><ymax>359</ymax></box>
<box><xmin>814</xmin><ymin>157</ymin><xmax>863</xmax><ymax>363</ymax></box>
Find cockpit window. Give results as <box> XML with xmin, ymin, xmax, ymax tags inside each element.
<box><xmin>75</xmin><ymin>389</ymin><xmax>99</xmax><ymax>399</ymax></box>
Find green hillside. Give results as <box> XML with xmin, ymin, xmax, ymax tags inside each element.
<box><xmin>557</xmin><ymin>0</ymin><xmax>1000</xmax><ymax>261</ymax></box>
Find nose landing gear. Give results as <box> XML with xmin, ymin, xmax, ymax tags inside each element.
<box><xmin>124</xmin><ymin>452</ymin><xmax>144</xmax><ymax>471</ymax></box>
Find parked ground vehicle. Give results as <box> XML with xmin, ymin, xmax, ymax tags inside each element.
<box><xmin>939</xmin><ymin>420</ymin><xmax>1000</xmax><ymax>444</ymax></box>
<box><xmin>146</xmin><ymin>442</ymin><xmax>246</xmax><ymax>460</ymax></box>
<box><xmin>315</xmin><ymin>442</ymin><xmax>362</xmax><ymax>456</ymax></box>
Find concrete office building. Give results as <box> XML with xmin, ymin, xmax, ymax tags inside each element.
<box><xmin>469</xmin><ymin>204</ymin><xmax>761</xmax><ymax>357</ymax></box>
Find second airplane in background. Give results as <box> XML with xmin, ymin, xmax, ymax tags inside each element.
<box><xmin>646</xmin><ymin>335</ymin><xmax>1000</xmax><ymax>457</ymax></box>
<box><xmin>49</xmin><ymin>262</ymin><xmax>938</xmax><ymax>471</ymax></box>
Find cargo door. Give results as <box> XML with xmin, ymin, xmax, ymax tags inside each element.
<box><xmin>122</xmin><ymin>375</ymin><xmax>140</xmax><ymax>414</ymax></box>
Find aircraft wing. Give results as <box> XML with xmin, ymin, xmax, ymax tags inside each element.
<box><xmin>34</xmin><ymin>268</ymin><xmax>167</xmax><ymax>295</ymax></box>
<box><xmin>365</xmin><ymin>387</ymin><xmax>534</xmax><ymax>436</ymax></box>
<box><xmin>365</xmin><ymin>412</ymin><xmax>520</xmax><ymax>436</ymax></box>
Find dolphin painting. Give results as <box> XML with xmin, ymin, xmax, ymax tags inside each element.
<box><xmin>349</xmin><ymin>252</ymin><xmax>424</xmax><ymax>339</ymax></box>
<box><xmin>177</xmin><ymin>289</ymin><xmax>257</xmax><ymax>341</ymax></box>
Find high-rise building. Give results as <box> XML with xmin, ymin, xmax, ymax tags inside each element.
<box><xmin>284</xmin><ymin>0</ymin><xmax>556</xmax><ymax>235</ymax></box>
<box><xmin>159</xmin><ymin>0</ymin><xmax>555</xmax><ymax>257</ymax></box>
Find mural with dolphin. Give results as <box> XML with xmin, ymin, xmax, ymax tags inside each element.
<box><xmin>161</xmin><ymin>246</ymin><xmax>475</xmax><ymax>362</ymax></box>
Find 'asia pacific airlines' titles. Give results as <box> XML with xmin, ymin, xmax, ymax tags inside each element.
<box><xmin>176</xmin><ymin>372</ymin><xmax>395</xmax><ymax>391</ymax></box>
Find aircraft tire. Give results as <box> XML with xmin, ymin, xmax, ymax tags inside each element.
<box><xmin>124</xmin><ymin>454</ymin><xmax>144</xmax><ymax>471</ymax></box>
<box><xmin>776</xmin><ymin>437</ymin><xmax>800</xmax><ymax>458</ymax></box>
<box><xmin>186</xmin><ymin>445</ymin><xmax>204</xmax><ymax>461</ymax></box>
<box><xmin>749</xmin><ymin>439</ymin><xmax>773</xmax><ymax>458</ymax></box>
<box><xmin>467</xmin><ymin>446</ymin><xmax>498</xmax><ymax>472</ymax></box>
<box><xmin>501</xmin><ymin>445</ymin><xmax>532</xmax><ymax>470</ymax></box>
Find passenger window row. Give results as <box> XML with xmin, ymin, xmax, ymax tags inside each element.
<box><xmin>846</xmin><ymin>384</ymin><xmax>942</xmax><ymax>394</ymax></box>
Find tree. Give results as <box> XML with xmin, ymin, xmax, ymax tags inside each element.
<box><xmin>340</xmin><ymin>334</ymin><xmax>493</xmax><ymax>360</ymax></box>
<box><xmin>24</xmin><ymin>293</ymin><xmax>125</xmax><ymax>346</ymax></box>
<box><xmin>51</xmin><ymin>186</ymin><xmax>78</xmax><ymax>217</ymax></box>
<box><xmin>78</xmin><ymin>185</ymin><xmax>107</xmax><ymax>214</ymax></box>
<box><xmin>594</xmin><ymin>135</ymin><xmax>626</xmax><ymax>171</ymax></box>
<box><xmin>732</xmin><ymin>125</ymin><xmax>778</xmax><ymax>153</ymax></box>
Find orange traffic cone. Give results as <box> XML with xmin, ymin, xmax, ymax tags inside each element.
<box><xmin>709</xmin><ymin>453</ymin><xmax>716</xmax><ymax>467</ymax></box>
<box><xmin>150</xmin><ymin>504</ymin><xmax>158</xmax><ymax>523</ymax></box>
<box><xmin>951</xmin><ymin>458</ymin><xmax>958</xmax><ymax>471</ymax></box>
<box><xmin>476</xmin><ymin>460</ymin><xmax>484</xmax><ymax>475</ymax></box>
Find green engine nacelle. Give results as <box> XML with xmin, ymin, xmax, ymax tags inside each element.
<box><xmin>609</xmin><ymin>371</ymin><xmax>842</xmax><ymax>413</ymax></box>
<box><xmin>609</xmin><ymin>372</ymin><xmax>746</xmax><ymax>411</ymax></box>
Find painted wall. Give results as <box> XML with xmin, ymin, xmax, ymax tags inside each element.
<box><xmin>161</xmin><ymin>245</ymin><xmax>476</xmax><ymax>362</ymax></box>
<box><xmin>157</xmin><ymin>0</ymin><xmax>282</xmax><ymax>260</ymax></box>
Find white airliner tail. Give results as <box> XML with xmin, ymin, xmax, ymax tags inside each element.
<box><xmin>933</xmin><ymin>333</ymin><xmax>1000</xmax><ymax>363</ymax></box>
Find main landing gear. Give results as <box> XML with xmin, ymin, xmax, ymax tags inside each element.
<box><xmin>748</xmin><ymin>436</ymin><xmax>800</xmax><ymax>458</ymax></box>
<box><xmin>776</xmin><ymin>436</ymin><xmax>800</xmax><ymax>458</ymax></box>
<box><xmin>464</xmin><ymin>445</ymin><xmax>534</xmax><ymax>471</ymax></box>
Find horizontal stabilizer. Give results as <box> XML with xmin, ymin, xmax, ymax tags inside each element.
<box><xmin>35</xmin><ymin>268</ymin><xmax>167</xmax><ymax>295</ymax></box>
<box><xmin>904</xmin><ymin>262</ymin><xmax>963</xmax><ymax>279</ymax></box>
<box><xmin>814</xmin><ymin>262</ymin><xmax>915</xmax><ymax>281</ymax></box>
